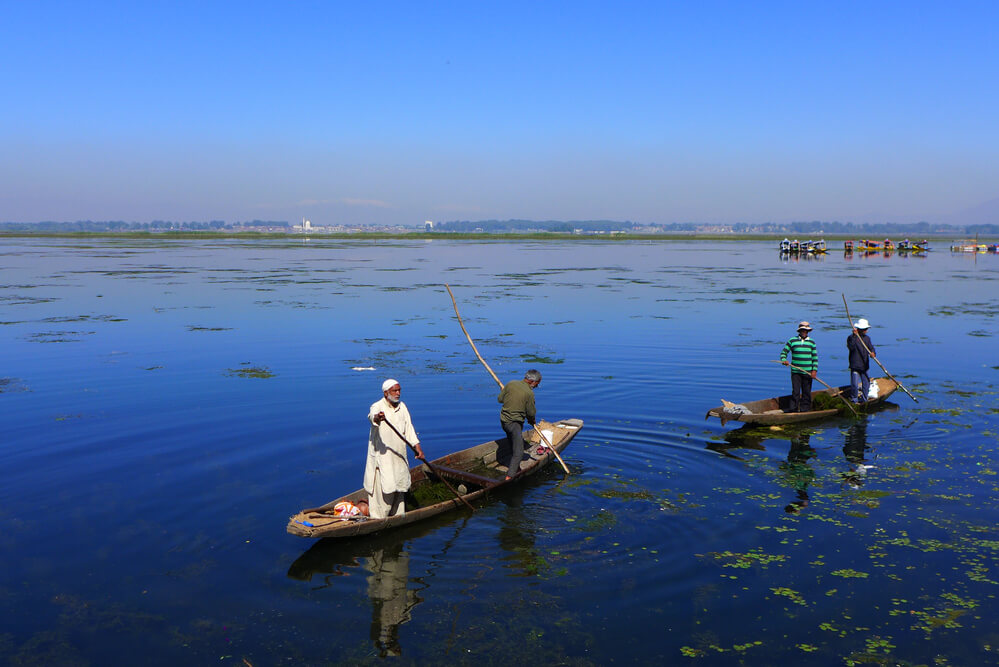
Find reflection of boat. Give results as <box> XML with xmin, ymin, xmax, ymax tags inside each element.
<box><xmin>287</xmin><ymin>419</ymin><xmax>584</xmax><ymax>539</ymax></box>
<box><xmin>288</xmin><ymin>518</ymin><xmax>457</xmax><ymax>658</ymax></box>
<box><xmin>705</xmin><ymin>378</ymin><xmax>899</xmax><ymax>426</ymax></box>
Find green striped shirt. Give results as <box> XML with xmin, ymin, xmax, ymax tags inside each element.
<box><xmin>780</xmin><ymin>336</ymin><xmax>818</xmax><ymax>374</ymax></box>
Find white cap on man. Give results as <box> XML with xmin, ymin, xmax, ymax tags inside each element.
<box><xmin>382</xmin><ymin>378</ymin><xmax>399</xmax><ymax>392</ymax></box>
<box><xmin>854</xmin><ymin>319</ymin><xmax>870</xmax><ymax>330</ymax></box>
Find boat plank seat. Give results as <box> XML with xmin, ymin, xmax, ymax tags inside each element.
<box><xmin>426</xmin><ymin>463</ymin><xmax>499</xmax><ymax>489</ymax></box>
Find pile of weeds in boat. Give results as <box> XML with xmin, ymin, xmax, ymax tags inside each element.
<box><xmin>411</xmin><ymin>480</ymin><xmax>461</xmax><ymax>507</ymax></box>
<box><xmin>812</xmin><ymin>392</ymin><xmax>848</xmax><ymax>411</ymax></box>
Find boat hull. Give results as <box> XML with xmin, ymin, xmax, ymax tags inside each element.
<box><xmin>705</xmin><ymin>379</ymin><xmax>900</xmax><ymax>426</ymax></box>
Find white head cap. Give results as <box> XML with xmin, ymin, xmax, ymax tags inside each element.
<box><xmin>854</xmin><ymin>318</ymin><xmax>870</xmax><ymax>330</ymax></box>
<box><xmin>382</xmin><ymin>378</ymin><xmax>399</xmax><ymax>392</ymax></box>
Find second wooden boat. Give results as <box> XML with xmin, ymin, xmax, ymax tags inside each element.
<box><xmin>705</xmin><ymin>378</ymin><xmax>899</xmax><ymax>426</ymax></box>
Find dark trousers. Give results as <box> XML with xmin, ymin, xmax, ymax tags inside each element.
<box><xmin>790</xmin><ymin>373</ymin><xmax>813</xmax><ymax>412</ymax></box>
<box><xmin>500</xmin><ymin>420</ymin><xmax>525</xmax><ymax>476</ymax></box>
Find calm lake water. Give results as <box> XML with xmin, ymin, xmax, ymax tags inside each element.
<box><xmin>1</xmin><ymin>237</ymin><xmax>997</xmax><ymax>665</ymax></box>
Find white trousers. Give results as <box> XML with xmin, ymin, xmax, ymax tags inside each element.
<box><xmin>368</xmin><ymin>469</ymin><xmax>406</xmax><ymax>519</ymax></box>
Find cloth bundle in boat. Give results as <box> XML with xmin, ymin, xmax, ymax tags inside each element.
<box><xmin>721</xmin><ymin>399</ymin><xmax>752</xmax><ymax>415</ymax></box>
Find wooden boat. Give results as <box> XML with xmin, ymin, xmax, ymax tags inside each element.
<box><xmin>287</xmin><ymin>418</ymin><xmax>584</xmax><ymax>539</ymax></box>
<box><xmin>807</xmin><ymin>239</ymin><xmax>827</xmax><ymax>254</ymax></box>
<box><xmin>705</xmin><ymin>378</ymin><xmax>900</xmax><ymax>426</ymax></box>
<box><xmin>951</xmin><ymin>239</ymin><xmax>986</xmax><ymax>253</ymax></box>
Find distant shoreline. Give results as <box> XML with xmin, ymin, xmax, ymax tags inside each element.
<box><xmin>2</xmin><ymin>231</ymin><xmax>995</xmax><ymax>242</ymax></box>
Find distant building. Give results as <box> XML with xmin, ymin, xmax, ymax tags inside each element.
<box><xmin>425</xmin><ymin>220</ymin><xmax>434</xmax><ymax>231</ymax></box>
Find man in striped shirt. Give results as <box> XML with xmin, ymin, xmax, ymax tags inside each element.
<box><xmin>780</xmin><ymin>321</ymin><xmax>818</xmax><ymax>412</ymax></box>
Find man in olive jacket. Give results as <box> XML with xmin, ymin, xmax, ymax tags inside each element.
<box><xmin>498</xmin><ymin>369</ymin><xmax>541</xmax><ymax>480</ymax></box>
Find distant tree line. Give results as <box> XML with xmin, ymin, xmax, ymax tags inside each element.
<box><xmin>434</xmin><ymin>219</ymin><xmax>999</xmax><ymax>235</ymax></box>
<box><xmin>435</xmin><ymin>219</ymin><xmax>659</xmax><ymax>233</ymax></box>
<box><xmin>0</xmin><ymin>220</ymin><xmax>290</xmax><ymax>231</ymax></box>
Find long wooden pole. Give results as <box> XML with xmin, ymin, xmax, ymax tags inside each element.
<box><xmin>841</xmin><ymin>294</ymin><xmax>918</xmax><ymax>402</ymax></box>
<box><xmin>444</xmin><ymin>284</ymin><xmax>571</xmax><ymax>475</ymax></box>
<box><xmin>770</xmin><ymin>360</ymin><xmax>859</xmax><ymax>416</ymax></box>
<box><xmin>380</xmin><ymin>417</ymin><xmax>476</xmax><ymax>512</ymax></box>
<box><xmin>445</xmin><ymin>284</ymin><xmax>502</xmax><ymax>388</ymax></box>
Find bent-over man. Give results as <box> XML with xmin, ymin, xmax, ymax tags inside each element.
<box><xmin>365</xmin><ymin>379</ymin><xmax>423</xmax><ymax>519</ymax></box>
<box><xmin>780</xmin><ymin>321</ymin><xmax>818</xmax><ymax>413</ymax></box>
<box><xmin>498</xmin><ymin>369</ymin><xmax>541</xmax><ymax>480</ymax></box>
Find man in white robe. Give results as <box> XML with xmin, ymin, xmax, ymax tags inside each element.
<box><xmin>364</xmin><ymin>379</ymin><xmax>423</xmax><ymax>519</ymax></box>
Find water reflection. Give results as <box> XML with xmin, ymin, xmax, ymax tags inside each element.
<box><xmin>780</xmin><ymin>432</ymin><xmax>815</xmax><ymax>514</ymax></box>
<box><xmin>364</xmin><ymin>543</ymin><xmax>418</xmax><ymax>656</ymax></box>
<box><xmin>495</xmin><ymin>486</ymin><xmax>543</xmax><ymax>576</ymax></box>
<box><xmin>708</xmin><ymin>419</ymin><xmax>883</xmax><ymax>512</ymax></box>
<box><xmin>287</xmin><ymin>519</ymin><xmax>456</xmax><ymax>657</ymax></box>
<box><xmin>840</xmin><ymin>420</ymin><xmax>873</xmax><ymax>489</ymax></box>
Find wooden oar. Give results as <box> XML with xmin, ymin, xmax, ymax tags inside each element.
<box><xmin>841</xmin><ymin>294</ymin><xmax>918</xmax><ymax>402</ymax></box>
<box><xmin>380</xmin><ymin>417</ymin><xmax>476</xmax><ymax>512</ymax></box>
<box><xmin>770</xmin><ymin>360</ymin><xmax>859</xmax><ymax>416</ymax></box>
<box><xmin>445</xmin><ymin>283</ymin><xmax>571</xmax><ymax>475</ymax></box>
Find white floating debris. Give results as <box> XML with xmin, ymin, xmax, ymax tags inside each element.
<box><xmin>351</xmin><ymin>366</ymin><xmax>376</xmax><ymax>371</ymax></box>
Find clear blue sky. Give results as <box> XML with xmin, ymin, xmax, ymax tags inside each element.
<box><xmin>2</xmin><ymin>1</ymin><xmax>997</xmax><ymax>226</ymax></box>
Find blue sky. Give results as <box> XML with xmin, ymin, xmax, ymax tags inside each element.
<box><xmin>2</xmin><ymin>1</ymin><xmax>997</xmax><ymax>226</ymax></box>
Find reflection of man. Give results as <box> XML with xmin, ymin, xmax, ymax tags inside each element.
<box><xmin>781</xmin><ymin>433</ymin><xmax>815</xmax><ymax>513</ymax></box>
<box><xmin>842</xmin><ymin>421</ymin><xmax>873</xmax><ymax>488</ymax></box>
<box><xmin>780</xmin><ymin>321</ymin><xmax>818</xmax><ymax>413</ymax></box>
<box><xmin>498</xmin><ymin>369</ymin><xmax>541</xmax><ymax>480</ymax></box>
<box><xmin>365</xmin><ymin>379</ymin><xmax>423</xmax><ymax>519</ymax></box>
<box><xmin>365</xmin><ymin>544</ymin><xmax>419</xmax><ymax>657</ymax></box>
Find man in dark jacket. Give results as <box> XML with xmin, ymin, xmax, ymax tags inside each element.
<box><xmin>498</xmin><ymin>369</ymin><xmax>541</xmax><ymax>480</ymax></box>
<box><xmin>847</xmin><ymin>318</ymin><xmax>876</xmax><ymax>403</ymax></box>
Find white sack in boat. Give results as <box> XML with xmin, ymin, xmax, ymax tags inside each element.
<box><xmin>868</xmin><ymin>380</ymin><xmax>880</xmax><ymax>399</ymax></box>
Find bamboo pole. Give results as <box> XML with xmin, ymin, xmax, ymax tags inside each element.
<box><xmin>841</xmin><ymin>294</ymin><xmax>918</xmax><ymax>402</ymax></box>
<box><xmin>445</xmin><ymin>284</ymin><xmax>503</xmax><ymax>388</ymax></box>
<box><xmin>444</xmin><ymin>284</ymin><xmax>571</xmax><ymax>475</ymax></box>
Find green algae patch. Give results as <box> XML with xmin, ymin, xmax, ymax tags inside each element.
<box><xmin>704</xmin><ymin>549</ymin><xmax>787</xmax><ymax>569</ymax></box>
<box><xmin>830</xmin><ymin>569</ymin><xmax>869</xmax><ymax>578</ymax></box>
<box><xmin>771</xmin><ymin>586</ymin><xmax>807</xmax><ymax>606</ymax></box>
<box><xmin>520</xmin><ymin>354</ymin><xmax>564</xmax><ymax>364</ymax></box>
<box><xmin>225</xmin><ymin>364</ymin><xmax>274</xmax><ymax>379</ymax></box>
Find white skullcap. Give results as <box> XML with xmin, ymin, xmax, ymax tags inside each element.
<box><xmin>382</xmin><ymin>378</ymin><xmax>400</xmax><ymax>392</ymax></box>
